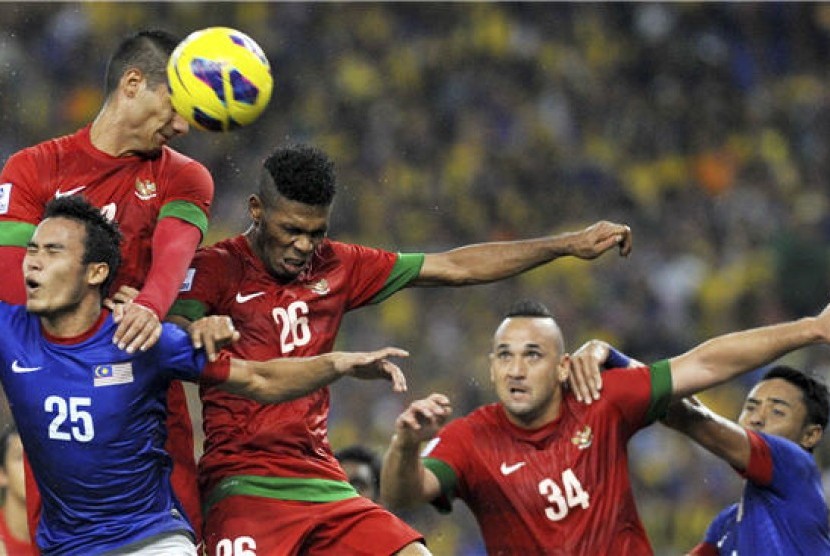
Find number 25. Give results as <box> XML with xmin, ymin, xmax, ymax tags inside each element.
<box><xmin>45</xmin><ymin>395</ymin><xmax>95</xmax><ymax>442</ymax></box>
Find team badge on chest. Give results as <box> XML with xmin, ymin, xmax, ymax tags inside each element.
<box><xmin>134</xmin><ymin>179</ymin><xmax>158</xmax><ymax>201</ymax></box>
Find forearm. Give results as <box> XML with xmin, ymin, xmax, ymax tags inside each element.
<box><xmin>134</xmin><ymin>218</ymin><xmax>201</xmax><ymax>317</ymax></box>
<box><xmin>415</xmin><ymin>236</ymin><xmax>574</xmax><ymax>286</ymax></box>
<box><xmin>381</xmin><ymin>435</ymin><xmax>434</xmax><ymax>509</ymax></box>
<box><xmin>223</xmin><ymin>353</ymin><xmax>342</xmax><ymax>403</ymax></box>
<box><xmin>662</xmin><ymin>398</ymin><xmax>750</xmax><ymax>470</ymax></box>
<box><xmin>671</xmin><ymin>317</ymin><xmax>825</xmax><ymax>397</ymax></box>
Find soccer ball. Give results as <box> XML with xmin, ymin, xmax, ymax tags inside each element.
<box><xmin>167</xmin><ymin>27</ymin><xmax>273</xmax><ymax>132</ymax></box>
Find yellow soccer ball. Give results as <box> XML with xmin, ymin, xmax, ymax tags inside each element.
<box><xmin>167</xmin><ymin>27</ymin><xmax>273</xmax><ymax>132</ymax></box>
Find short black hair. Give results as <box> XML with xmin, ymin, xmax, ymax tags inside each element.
<box><xmin>104</xmin><ymin>29</ymin><xmax>181</xmax><ymax>95</ymax></box>
<box><xmin>43</xmin><ymin>196</ymin><xmax>122</xmax><ymax>297</ymax></box>
<box><xmin>259</xmin><ymin>144</ymin><xmax>336</xmax><ymax>208</ymax></box>
<box><xmin>504</xmin><ymin>299</ymin><xmax>555</xmax><ymax>320</ymax></box>
<box><xmin>335</xmin><ymin>444</ymin><xmax>381</xmax><ymax>494</ymax></box>
<box><xmin>761</xmin><ymin>365</ymin><xmax>830</xmax><ymax>433</ymax></box>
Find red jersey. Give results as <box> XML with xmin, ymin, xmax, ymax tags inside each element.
<box><xmin>172</xmin><ymin>235</ymin><xmax>423</xmax><ymax>498</ymax></box>
<box><xmin>0</xmin><ymin>124</ymin><xmax>213</xmax><ymax>293</ymax></box>
<box><xmin>422</xmin><ymin>364</ymin><xmax>673</xmax><ymax>555</ymax></box>
<box><xmin>0</xmin><ymin>508</ymin><xmax>35</xmax><ymax>556</ymax></box>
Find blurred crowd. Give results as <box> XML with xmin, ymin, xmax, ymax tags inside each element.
<box><xmin>3</xmin><ymin>3</ymin><xmax>830</xmax><ymax>554</ymax></box>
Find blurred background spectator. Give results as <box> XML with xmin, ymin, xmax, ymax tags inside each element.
<box><xmin>2</xmin><ymin>3</ymin><xmax>830</xmax><ymax>554</ymax></box>
<box><xmin>334</xmin><ymin>444</ymin><xmax>382</xmax><ymax>502</ymax></box>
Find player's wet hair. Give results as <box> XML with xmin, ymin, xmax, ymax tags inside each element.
<box><xmin>761</xmin><ymin>365</ymin><xmax>830</xmax><ymax>437</ymax></box>
<box><xmin>259</xmin><ymin>144</ymin><xmax>337</xmax><ymax>208</ymax></box>
<box><xmin>504</xmin><ymin>299</ymin><xmax>555</xmax><ymax>320</ymax></box>
<box><xmin>105</xmin><ymin>29</ymin><xmax>181</xmax><ymax>95</ymax></box>
<box><xmin>335</xmin><ymin>444</ymin><xmax>382</xmax><ymax>497</ymax></box>
<box><xmin>43</xmin><ymin>196</ymin><xmax>123</xmax><ymax>297</ymax></box>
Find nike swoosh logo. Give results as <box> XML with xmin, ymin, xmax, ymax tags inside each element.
<box><xmin>236</xmin><ymin>291</ymin><xmax>265</xmax><ymax>304</ymax></box>
<box><xmin>500</xmin><ymin>461</ymin><xmax>526</xmax><ymax>476</ymax></box>
<box><xmin>11</xmin><ymin>360</ymin><xmax>41</xmax><ymax>373</ymax></box>
<box><xmin>54</xmin><ymin>186</ymin><xmax>87</xmax><ymax>198</ymax></box>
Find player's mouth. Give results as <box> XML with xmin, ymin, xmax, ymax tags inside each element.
<box><xmin>24</xmin><ymin>277</ymin><xmax>41</xmax><ymax>295</ymax></box>
<box><xmin>507</xmin><ymin>384</ymin><xmax>530</xmax><ymax>400</ymax></box>
<box><xmin>282</xmin><ymin>258</ymin><xmax>308</xmax><ymax>274</ymax></box>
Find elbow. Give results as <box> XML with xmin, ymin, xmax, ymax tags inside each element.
<box><xmin>236</xmin><ymin>376</ymin><xmax>297</xmax><ymax>404</ymax></box>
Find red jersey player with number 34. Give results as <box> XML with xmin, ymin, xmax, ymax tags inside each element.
<box><xmin>381</xmin><ymin>299</ymin><xmax>830</xmax><ymax>555</ymax></box>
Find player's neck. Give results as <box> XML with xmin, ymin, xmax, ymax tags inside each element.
<box><xmin>39</xmin><ymin>297</ymin><xmax>104</xmax><ymax>339</ymax></box>
<box><xmin>90</xmin><ymin>106</ymin><xmax>137</xmax><ymax>157</ymax></box>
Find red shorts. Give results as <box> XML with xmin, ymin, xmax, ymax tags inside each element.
<box><xmin>203</xmin><ymin>494</ymin><xmax>424</xmax><ymax>556</ymax></box>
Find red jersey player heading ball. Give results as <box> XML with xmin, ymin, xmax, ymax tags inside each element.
<box><xmin>170</xmin><ymin>143</ymin><xmax>634</xmax><ymax>555</ymax></box>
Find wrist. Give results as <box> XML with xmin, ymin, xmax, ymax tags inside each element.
<box><xmin>390</xmin><ymin>432</ymin><xmax>421</xmax><ymax>454</ymax></box>
<box><xmin>605</xmin><ymin>347</ymin><xmax>632</xmax><ymax>368</ymax></box>
<box><xmin>130</xmin><ymin>299</ymin><xmax>161</xmax><ymax>320</ymax></box>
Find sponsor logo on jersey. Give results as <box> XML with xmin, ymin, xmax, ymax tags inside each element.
<box><xmin>0</xmin><ymin>182</ymin><xmax>11</xmax><ymax>214</ymax></box>
<box><xmin>93</xmin><ymin>363</ymin><xmax>134</xmax><ymax>387</ymax></box>
<box><xmin>100</xmin><ymin>202</ymin><xmax>117</xmax><ymax>222</ymax></box>
<box><xmin>11</xmin><ymin>359</ymin><xmax>41</xmax><ymax>373</ymax></box>
<box><xmin>236</xmin><ymin>291</ymin><xmax>265</xmax><ymax>304</ymax></box>
<box><xmin>180</xmin><ymin>268</ymin><xmax>196</xmax><ymax>292</ymax></box>
<box><xmin>305</xmin><ymin>279</ymin><xmax>330</xmax><ymax>296</ymax></box>
<box><xmin>571</xmin><ymin>425</ymin><xmax>593</xmax><ymax>450</ymax></box>
<box><xmin>54</xmin><ymin>185</ymin><xmax>87</xmax><ymax>198</ymax></box>
<box><xmin>134</xmin><ymin>179</ymin><xmax>158</xmax><ymax>201</ymax></box>
<box><xmin>500</xmin><ymin>461</ymin><xmax>527</xmax><ymax>476</ymax></box>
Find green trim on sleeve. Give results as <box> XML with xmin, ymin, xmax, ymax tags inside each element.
<box><xmin>423</xmin><ymin>457</ymin><xmax>458</xmax><ymax>514</ymax></box>
<box><xmin>203</xmin><ymin>475</ymin><xmax>358</xmax><ymax>513</ymax></box>
<box><xmin>644</xmin><ymin>359</ymin><xmax>674</xmax><ymax>424</ymax></box>
<box><xmin>0</xmin><ymin>221</ymin><xmax>36</xmax><ymax>247</ymax></box>
<box><xmin>168</xmin><ymin>299</ymin><xmax>208</xmax><ymax>321</ymax></box>
<box><xmin>369</xmin><ymin>253</ymin><xmax>425</xmax><ymax>304</ymax></box>
<box><xmin>159</xmin><ymin>200</ymin><xmax>209</xmax><ymax>237</ymax></box>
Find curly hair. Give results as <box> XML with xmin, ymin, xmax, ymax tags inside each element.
<box><xmin>259</xmin><ymin>144</ymin><xmax>337</xmax><ymax>208</ymax></box>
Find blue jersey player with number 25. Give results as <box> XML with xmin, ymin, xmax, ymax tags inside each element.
<box><xmin>0</xmin><ymin>195</ymin><xmax>410</xmax><ymax>555</ymax></box>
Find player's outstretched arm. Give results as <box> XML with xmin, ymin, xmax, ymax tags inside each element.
<box><xmin>410</xmin><ymin>221</ymin><xmax>632</xmax><ymax>287</ymax></box>
<box><xmin>221</xmin><ymin>347</ymin><xmax>409</xmax><ymax>403</ymax></box>
<box><xmin>381</xmin><ymin>393</ymin><xmax>451</xmax><ymax>510</ymax></box>
<box><xmin>661</xmin><ymin>397</ymin><xmax>751</xmax><ymax>471</ymax></box>
<box><xmin>669</xmin><ymin>302</ymin><xmax>830</xmax><ymax>398</ymax></box>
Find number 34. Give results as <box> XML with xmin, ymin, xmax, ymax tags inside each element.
<box><xmin>538</xmin><ymin>468</ymin><xmax>590</xmax><ymax>521</ymax></box>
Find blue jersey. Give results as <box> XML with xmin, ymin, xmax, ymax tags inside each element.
<box><xmin>702</xmin><ymin>431</ymin><xmax>830</xmax><ymax>555</ymax></box>
<box><xmin>0</xmin><ymin>303</ymin><xmax>213</xmax><ymax>555</ymax></box>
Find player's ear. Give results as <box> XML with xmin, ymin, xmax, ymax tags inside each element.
<box><xmin>801</xmin><ymin>423</ymin><xmax>823</xmax><ymax>451</ymax></box>
<box><xmin>248</xmin><ymin>194</ymin><xmax>263</xmax><ymax>223</ymax></box>
<box><xmin>488</xmin><ymin>352</ymin><xmax>496</xmax><ymax>384</ymax></box>
<box><xmin>557</xmin><ymin>354</ymin><xmax>571</xmax><ymax>384</ymax></box>
<box><xmin>120</xmin><ymin>68</ymin><xmax>144</xmax><ymax>98</ymax></box>
<box><xmin>86</xmin><ymin>262</ymin><xmax>110</xmax><ymax>288</ymax></box>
